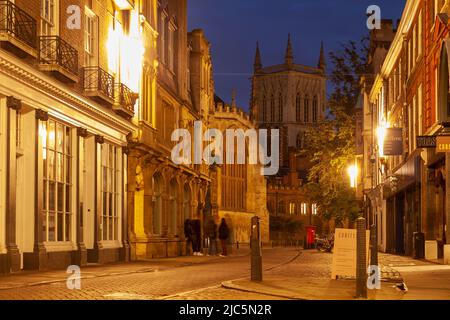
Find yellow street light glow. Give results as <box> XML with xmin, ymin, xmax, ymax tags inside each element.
<box><xmin>113</xmin><ymin>0</ymin><xmax>134</xmax><ymax>10</ymax></box>
<box><xmin>107</xmin><ymin>9</ymin><xmax>145</xmax><ymax>94</ymax></box>
<box><xmin>376</xmin><ymin>123</ymin><xmax>388</xmax><ymax>157</ymax></box>
<box><xmin>348</xmin><ymin>164</ymin><xmax>358</xmax><ymax>189</ymax></box>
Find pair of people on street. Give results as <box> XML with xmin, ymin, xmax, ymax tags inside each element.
<box><xmin>184</xmin><ymin>218</ymin><xmax>229</xmax><ymax>257</ymax></box>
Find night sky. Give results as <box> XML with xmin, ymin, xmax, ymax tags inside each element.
<box><xmin>187</xmin><ymin>0</ymin><xmax>406</xmax><ymax>111</ymax></box>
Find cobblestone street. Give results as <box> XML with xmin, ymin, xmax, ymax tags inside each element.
<box><xmin>0</xmin><ymin>248</ymin><xmax>304</xmax><ymax>300</ymax></box>
<box><xmin>1</xmin><ymin>248</ymin><xmax>449</xmax><ymax>300</ymax></box>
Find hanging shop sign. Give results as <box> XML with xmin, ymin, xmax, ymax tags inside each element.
<box><xmin>436</xmin><ymin>136</ymin><xmax>450</xmax><ymax>153</ymax></box>
<box><xmin>383</xmin><ymin>128</ymin><xmax>403</xmax><ymax>156</ymax></box>
<box><xmin>416</xmin><ymin>136</ymin><xmax>437</xmax><ymax>148</ymax></box>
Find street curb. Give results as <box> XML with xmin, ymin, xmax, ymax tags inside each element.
<box><xmin>221</xmin><ymin>280</ymin><xmax>302</xmax><ymax>300</ymax></box>
<box><xmin>220</xmin><ymin>249</ymin><xmax>304</xmax><ymax>300</ymax></box>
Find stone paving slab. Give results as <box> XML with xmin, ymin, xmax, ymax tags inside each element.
<box><xmin>222</xmin><ymin>277</ymin><xmax>405</xmax><ymax>300</ymax></box>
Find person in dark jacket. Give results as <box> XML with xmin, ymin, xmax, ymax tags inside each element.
<box><xmin>205</xmin><ymin>218</ymin><xmax>217</xmax><ymax>256</ymax></box>
<box><xmin>218</xmin><ymin>218</ymin><xmax>229</xmax><ymax>256</ymax></box>
<box><xmin>184</xmin><ymin>219</ymin><xmax>193</xmax><ymax>255</ymax></box>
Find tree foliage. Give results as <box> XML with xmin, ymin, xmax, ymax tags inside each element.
<box><xmin>303</xmin><ymin>38</ymin><xmax>369</xmax><ymax>226</ymax></box>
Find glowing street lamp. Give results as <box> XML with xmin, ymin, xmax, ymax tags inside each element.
<box><xmin>348</xmin><ymin>164</ymin><xmax>358</xmax><ymax>189</ymax></box>
<box><xmin>376</xmin><ymin>123</ymin><xmax>388</xmax><ymax>157</ymax></box>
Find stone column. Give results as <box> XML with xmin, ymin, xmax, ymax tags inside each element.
<box><xmin>27</xmin><ymin>109</ymin><xmax>49</xmax><ymax>271</ymax></box>
<box><xmin>74</xmin><ymin>127</ymin><xmax>88</xmax><ymax>266</ymax></box>
<box><xmin>121</xmin><ymin>148</ymin><xmax>130</xmax><ymax>262</ymax></box>
<box><xmin>92</xmin><ymin>135</ymin><xmax>104</xmax><ymax>263</ymax></box>
<box><xmin>5</xmin><ymin>97</ymin><xmax>21</xmax><ymax>272</ymax></box>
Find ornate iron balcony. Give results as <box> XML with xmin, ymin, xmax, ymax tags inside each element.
<box><xmin>114</xmin><ymin>83</ymin><xmax>136</xmax><ymax>119</ymax></box>
<box><xmin>39</xmin><ymin>36</ymin><xmax>79</xmax><ymax>81</ymax></box>
<box><xmin>0</xmin><ymin>0</ymin><xmax>37</xmax><ymax>53</ymax></box>
<box><xmin>83</xmin><ymin>67</ymin><xmax>115</xmax><ymax>105</ymax></box>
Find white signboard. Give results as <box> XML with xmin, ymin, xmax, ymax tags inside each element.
<box><xmin>331</xmin><ymin>228</ymin><xmax>370</xmax><ymax>279</ymax></box>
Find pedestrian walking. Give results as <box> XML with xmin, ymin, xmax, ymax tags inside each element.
<box><xmin>218</xmin><ymin>218</ymin><xmax>229</xmax><ymax>257</ymax></box>
<box><xmin>205</xmin><ymin>218</ymin><xmax>217</xmax><ymax>256</ymax></box>
<box><xmin>184</xmin><ymin>219</ymin><xmax>193</xmax><ymax>255</ymax></box>
<box><xmin>190</xmin><ymin>219</ymin><xmax>203</xmax><ymax>256</ymax></box>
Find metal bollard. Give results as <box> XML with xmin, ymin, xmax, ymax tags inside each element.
<box><xmin>251</xmin><ymin>216</ymin><xmax>262</xmax><ymax>281</ymax></box>
<box><xmin>356</xmin><ymin>217</ymin><xmax>367</xmax><ymax>298</ymax></box>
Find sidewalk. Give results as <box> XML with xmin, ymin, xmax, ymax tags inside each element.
<box><xmin>222</xmin><ymin>250</ymin><xmax>450</xmax><ymax>300</ymax></box>
<box><xmin>0</xmin><ymin>248</ymin><xmax>250</xmax><ymax>291</ymax></box>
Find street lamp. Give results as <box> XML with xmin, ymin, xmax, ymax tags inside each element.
<box><xmin>376</xmin><ymin>124</ymin><xmax>388</xmax><ymax>157</ymax></box>
<box><xmin>348</xmin><ymin>164</ymin><xmax>358</xmax><ymax>189</ymax></box>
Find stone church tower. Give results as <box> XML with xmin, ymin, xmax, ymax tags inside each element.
<box><xmin>250</xmin><ymin>35</ymin><xmax>327</xmax><ymax>177</ymax></box>
<box><xmin>250</xmin><ymin>35</ymin><xmax>327</xmax><ymax>225</ymax></box>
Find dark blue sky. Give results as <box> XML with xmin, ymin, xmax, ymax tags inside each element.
<box><xmin>187</xmin><ymin>0</ymin><xmax>406</xmax><ymax>111</ymax></box>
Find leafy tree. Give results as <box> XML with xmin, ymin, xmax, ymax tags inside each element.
<box><xmin>303</xmin><ymin>38</ymin><xmax>369</xmax><ymax>226</ymax></box>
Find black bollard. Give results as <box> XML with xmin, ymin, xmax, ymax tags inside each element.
<box><xmin>251</xmin><ymin>216</ymin><xmax>262</xmax><ymax>281</ymax></box>
<box><xmin>356</xmin><ymin>217</ymin><xmax>367</xmax><ymax>298</ymax></box>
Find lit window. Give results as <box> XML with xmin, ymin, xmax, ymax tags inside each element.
<box><xmin>289</xmin><ymin>202</ymin><xmax>296</xmax><ymax>215</ymax></box>
<box><xmin>42</xmin><ymin>119</ymin><xmax>72</xmax><ymax>242</ymax></box>
<box><xmin>41</xmin><ymin>0</ymin><xmax>56</xmax><ymax>36</ymax></box>
<box><xmin>84</xmin><ymin>12</ymin><xmax>98</xmax><ymax>67</ymax></box>
<box><xmin>312</xmin><ymin>203</ymin><xmax>318</xmax><ymax>215</ymax></box>
<box><xmin>101</xmin><ymin>143</ymin><xmax>120</xmax><ymax>241</ymax></box>
<box><xmin>301</xmin><ymin>203</ymin><xmax>307</xmax><ymax>215</ymax></box>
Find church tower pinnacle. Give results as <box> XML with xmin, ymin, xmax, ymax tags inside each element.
<box><xmin>285</xmin><ymin>34</ymin><xmax>294</xmax><ymax>67</ymax></box>
<box><xmin>254</xmin><ymin>41</ymin><xmax>262</xmax><ymax>72</ymax></box>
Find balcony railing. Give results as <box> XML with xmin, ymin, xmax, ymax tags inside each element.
<box><xmin>114</xmin><ymin>83</ymin><xmax>136</xmax><ymax>118</ymax></box>
<box><xmin>39</xmin><ymin>36</ymin><xmax>78</xmax><ymax>78</ymax></box>
<box><xmin>0</xmin><ymin>0</ymin><xmax>37</xmax><ymax>49</ymax></box>
<box><xmin>83</xmin><ymin>67</ymin><xmax>115</xmax><ymax>104</ymax></box>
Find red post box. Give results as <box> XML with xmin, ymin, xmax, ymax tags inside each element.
<box><xmin>306</xmin><ymin>226</ymin><xmax>316</xmax><ymax>249</ymax></box>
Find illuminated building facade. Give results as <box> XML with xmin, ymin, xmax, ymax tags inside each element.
<box><xmin>0</xmin><ymin>0</ymin><xmax>138</xmax><ymax>273</ymax></box>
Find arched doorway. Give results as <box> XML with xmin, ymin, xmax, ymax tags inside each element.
<box><xmin>169</xmin><ymin>179</ymin><xmax>178</xmax><ymax>236</ymax></box>
<box><xmin>152</xmin><ymin>173</ymin><xmax>163</xmax><ymax>235</ymax></box>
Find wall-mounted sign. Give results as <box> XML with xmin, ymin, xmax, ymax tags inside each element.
<box><xmin>417</xmin><ymin>136</ymin><xmax>436</xmax><ymax>148</ymax></box>
<box><xmin>436</xmin><ymin>136</ymin><xmax>450</xmax><ymax>153</ymax></box>
<box><xmin>384</xmin><ymin>128</ymin><xmax>403</xmax><ymax>156</ymax></box>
